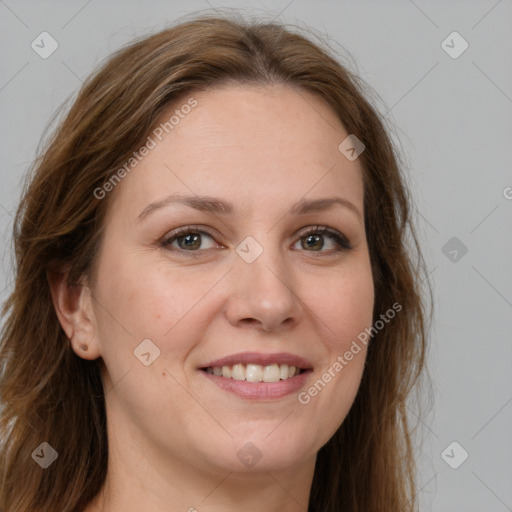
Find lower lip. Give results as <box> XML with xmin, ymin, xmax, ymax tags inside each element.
<box><xmin>200</xmin><ymin>370</ymin><xmax>312</xmax><ymax>400</ymax></box>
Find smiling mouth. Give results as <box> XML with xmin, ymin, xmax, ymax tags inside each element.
<box><xmin>200</xmin><ymin>363</ymin><xmax>309</xmax><ymax>382</ymax></box>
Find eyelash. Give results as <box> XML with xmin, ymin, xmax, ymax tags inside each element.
<box><xmin>160</xmin><ymin>225</ymin><xmax>352</xmax><ymax>257</ymax></box>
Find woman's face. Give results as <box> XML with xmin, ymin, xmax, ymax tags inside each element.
<box><xmin>86</xmin><ymin>84</ymin><xmax>374</xmax><ymax>476</ymax></box>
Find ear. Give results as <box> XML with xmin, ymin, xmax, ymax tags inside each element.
<box><xmin>47</xmin><ymin>269</ymin><xmax>101</xmax><ymax>360</ymax></box>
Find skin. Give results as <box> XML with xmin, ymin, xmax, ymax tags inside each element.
<box><xmin>50</xmin><ymin>84</ymin><xmax>375</xmax><ymax>511</ymax></box>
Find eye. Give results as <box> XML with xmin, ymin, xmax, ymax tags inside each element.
<box><xmin>293</xmin><ymin>225</ymin><xmax>352</xmax><ymax>253</ymax></box>
<box><xmin>161</xmin><ymin>226</ymin><xmax>220</xmax><ymax>254</ymax></box>
<box><xmin>160</xmin><ymin>224</ymin><xmax>352</xmax><ymax>257</ymax></box>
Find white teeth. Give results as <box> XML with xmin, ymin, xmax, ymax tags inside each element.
<box><xmin>232</xmin><ymin>363</ymin><xmax>245</xmax><ymax>381</ymax></box>
<box><xmin>263</xmin><ymin>364</ymin><xmax>281</xmax><ymax>382</ymax></box>
<box><xmin>246</xmin><ymin>364</ymin><xmax>263</xmax><ymax>382</ymax></box>
<box><xmin>206</xmin><ymin>363</ymin><xmax>303</xmax><ymax>382</ymax></box>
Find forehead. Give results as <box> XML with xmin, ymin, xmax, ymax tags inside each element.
<box><xmin>105</xmin><ymin>84</ymin><xmax>365</xmax><ymax>223</ymax></box>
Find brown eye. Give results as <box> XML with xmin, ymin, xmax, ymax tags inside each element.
<box><xmin>161</xmin><ymin>229</ymin><xmax>217</xmax><ymax>252</ymax></box>
<box><xmin>176</xmin><ymin>233</ymin><xmax>202</xmax><ymax>250</ymax></box>
<box><xmin>301</xmin><ymin>233</ymin><xmax>324</xmax><ymax>251</ymax></box>
<box><xmin>294</xmin><ymin>227</ymin><xmax>352</xmax><ymax>253</ymax></box>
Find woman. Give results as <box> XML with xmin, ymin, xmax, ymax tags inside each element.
<box><xmin>0</xmin><ymin>13</ymin><xmax>430</xmax><ymax>512</ymax></box>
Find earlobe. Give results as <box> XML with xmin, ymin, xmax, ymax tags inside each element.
<box><xmin>47</xmin><ymin>269</ymin><xmax>102</xmax><ymax>360</ymax></box>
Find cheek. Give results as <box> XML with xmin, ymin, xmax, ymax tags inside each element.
<box><xmin>96</xmin><ymin>256</ymin><xmax>201</xmax><ymax>336</ymax></box>
<box><xmin>93</xmin><ymin>255</ymin><xmax>229</xmax><ymax>380</ymax></box>
<box><xmin>92</xmin><ymin>260</ymin><xmax>205</xmax><ymax>415</ymax></box>
<box><xmin>317</xmin><ymin>258</ymin><xmax>375</xmax><ymax>353</ymax></box>
<box><xmin>303</xmin><ymin>259</ymin><xmax>373</xmax><ymax>421</ymax></box>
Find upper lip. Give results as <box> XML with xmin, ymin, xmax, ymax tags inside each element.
<box><xmin>201</xmin><ymin>351</ymin><xmax>313</xmax><ymax>370</ymax></box>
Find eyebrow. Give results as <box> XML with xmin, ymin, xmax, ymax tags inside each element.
<box><xmin>136</xmin><ymin>193</ymin><xmax>363</xmax><ymax>223</ymax></box>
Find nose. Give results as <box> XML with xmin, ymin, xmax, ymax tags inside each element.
<box><xmin>224</xmin><ymin>242</ymin><xmax>303</xmax><ymax>332</ymax></box>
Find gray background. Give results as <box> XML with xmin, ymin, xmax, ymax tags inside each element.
<box><xmin>1</xmin><ymin>1</ymin><xmax>511</xmax><ymax>510</ymax></box>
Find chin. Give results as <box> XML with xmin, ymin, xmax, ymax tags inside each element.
<box><xmin>191</xmin><ymin>428</ymin><xmax>318</xmax><ymax>475</ymax></box>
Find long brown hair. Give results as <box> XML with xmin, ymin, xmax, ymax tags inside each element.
<box><xmin>0</xmin><ymin>12</ymin><xmax>431</xmax><ymax>511</ymax></box>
